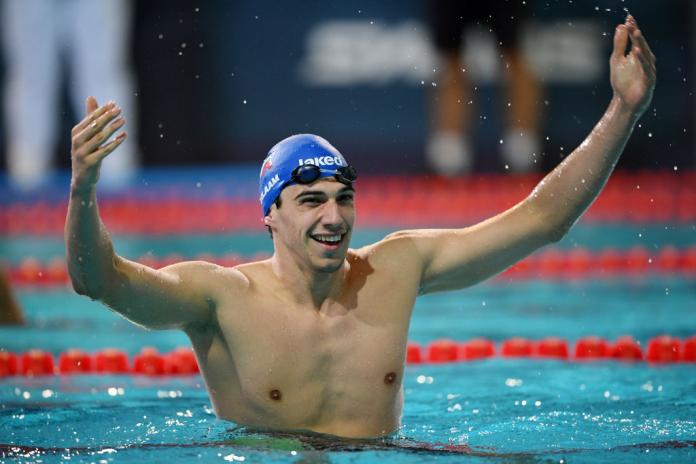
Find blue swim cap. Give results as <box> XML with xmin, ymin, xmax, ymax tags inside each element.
<box><xmin>259</xmin><ymin>134</ymin><xmax>349</xmax><ymax>216</ymax></box>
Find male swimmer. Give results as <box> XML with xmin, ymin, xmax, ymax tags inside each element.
<box><xmin>66</xmin><ymin>16</ymin><xmax>655</xmax><ymax>439</ymax></box>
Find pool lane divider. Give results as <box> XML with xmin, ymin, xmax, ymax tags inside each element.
<box><xmin>8</xmin><ymin>245</ymin><xmax>696</xmax><ymax>287</ymax></box>
<box><xmin>3</xmin><ymin>171</ymin><xmax>696</xmax><ymax>235</ymax></box>
<box><xmin>1</xmin><ymin>336</ymin><xmax>695</xmax><ymax>377</ymax></box>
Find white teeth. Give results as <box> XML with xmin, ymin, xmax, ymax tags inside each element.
<box><xmin>313</xmin><ymin>234</ymin><xmax>342</xmax><ymax>243</ymax></box>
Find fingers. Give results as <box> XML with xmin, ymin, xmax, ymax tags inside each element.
<box><xmin>72</xmin><ymin>104</ymin><xmax>122</xmax><ymax>150</ymax></box>
<box><xmin>82</xmin><ymin>115</ymin><xmax>126</xmax><ymax>157</ymax></box>
<box><xmin>85</xmin><ymin>96</ymin><xmax>98</xmax><ymax>115</ymax></box>
<box><xmin>87</xmin><ymin>132</ymin><xmax>127</xmax><ymax>164</ymax></box>
<box><xmin>624</xmin><ymin>15</ymin><xmax>656</xmax><ymax>79</ymax></box>
<box><xmin>72</xmin><ymin>100</ymin><xmax>115</xmax><ymax>137</ymax></box>
<box><xmin>633</xmin><ymin>47</ymin><xmax>656</xmax><ymax>81</ymax></box>
<box><xmin>626</xmin><ymin>15</ymin><xmax>656</xmax><ymax>61</ymax></box>
<box><xmin>611</xmin><ymin>24</ymin><xmax>629</xmax><ymax>62</ymax></box>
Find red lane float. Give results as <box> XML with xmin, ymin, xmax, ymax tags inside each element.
<box><xmin>9</xmin><ymin>246</ymin><xmax>696</xmax><ymax>287</ymax></box>
<box><xmin>460</xmin><ymin>338</ymin><xmax>495</xmax><ymax>360</ymax></box>
<box><xmin>20</xmin><ymin>350</ymin><xmax>54</xmax><ymax>376</ymax></box>
<box><xmin>406</xmin><ymin>343</ymin><xmax>423</xmax><ymax>364</ymax></box>
<box><xmin>1</xmin><ymin>336</ymin><xmax>694</xmax><ymax>378</ymax></box>
<box><xmin>59</xmin><ymin>349</ymin><xmax>93</xmax><ymax>374</ymax></box>
<box><xmin>166</xmin><ymin>347</ymin><xmax>200</xmax><ymax>374</ymax></box>
<box><xmin>0</xmin><ymin>351</ymin><xmax>18</xmax><ymax>376</ymax></box>
<box><xmin>609</xmin><ymin>336</ymin><xmax>643</xmax><ymax>361</ymax></box>
<box><xmin>536</xmin><ymin>337</ymin><xmax>569</xmax><ymax>359</ymax></box>
<box><xmin>501</xmin><ymin>337</ymin><xmax>533</xmax><ymax>358</ymax></box>
<box><xmin>683</xmin><ymin>336</ymin><xmax>696</xmax><ymax>361</ymax></box>
<box><xmin>575</xmin><ymin>336</ymin><xmax>610</xmax><ymax>359</ymax></box>
<box><xmin>646</xmin><ymin>335</ymin><xmax>681</xmax><ymax>363</ymax></box>
<box><xmin>133</xmin><ymin>347</ymin><xmax>166</xmax><ymax>375</ymax></box>
<box><xmin>426</xmin><ymin>339</ymin><xmax>458</xmax><ymax>363</ymax></box>
<box><xmin>3</xmin><ymin>171</ymin><xmax>696</xmax><ymax>235</ymax></box>
<box><xmin>95</xmin><ymin>349</ymin><xmax>130</xmax><ymax>374</ymax></box>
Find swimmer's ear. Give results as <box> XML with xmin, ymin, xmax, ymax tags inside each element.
<box><xmin>263</xmin><ymin>212</ymin><xmax>277</xmax><ymax>228</ymax></box>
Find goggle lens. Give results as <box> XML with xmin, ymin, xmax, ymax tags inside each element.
<box><xmin>291</xmin><ymin>165</ymin><xmax>357</xmax><ymax>185</ymax></box>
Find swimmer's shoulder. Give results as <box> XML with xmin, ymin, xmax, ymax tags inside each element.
<box><xmin>350</xmin><ymin>230</ymin><xmax>427</xmax><ymax>270</ymax></box>
<box><xmin>160</xmin><ymin>259</ymin><xmax>252</xmax><ymax>294</ymax></box>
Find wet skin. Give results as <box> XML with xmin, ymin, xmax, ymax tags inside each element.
<box><xmin>184</xmin><ymin>179</ymin><xmax>422</xmax><ymax>437</ymax></box>
<box><xmin>66</xmin><ymin>15</ymin><xmax>655</xmax><ymax>440</ymax></box>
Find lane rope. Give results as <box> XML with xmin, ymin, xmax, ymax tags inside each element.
<box><xmin>3</xmin><ymin>172</ymin><xmax>696</xmax><ymax>235</ymax></box>
<box><xmin>7</xmin><ymin>246</ymin><xmax>696</xmax><ymax>287</ymax></box>
<box><xmin>2</xmin><ymin>335</ymin><xmax>695</xmax><ymax>377</ymax></box>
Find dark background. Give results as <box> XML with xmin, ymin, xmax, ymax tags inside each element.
<box><xmin>0</xmin><ymin>0</ymin><xmax>692</xmax><ymax>175</ymax></box>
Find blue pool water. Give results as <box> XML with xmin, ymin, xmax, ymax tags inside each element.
<box><xmin>1</xmin><ymin>229</ymin><xmax>695</xmax><ymax>463</ymax></box>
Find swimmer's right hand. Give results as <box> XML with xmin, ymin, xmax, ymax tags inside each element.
<box><xmin>70</xmin><ymin>96</ymin><xmax>127</xmax><ymax>191</ymax></box>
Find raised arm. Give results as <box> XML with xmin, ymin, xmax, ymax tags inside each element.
<box><xmin>65</xmin><ymin>97</ymin><xmax>216</xmax><ymax>330</ymax></box>
<box><xmin>385</xmin><ymin>16</ymin><xmax>656</xmax><ymax>294</ymax></box>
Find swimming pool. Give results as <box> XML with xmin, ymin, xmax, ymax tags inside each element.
<box><xmin>1</xmin><ymin>170</ymin><xmax>695</xmax><ymax>462</ymax></box>
<box><xmin>2</xmin><ymin>256</ymin><xmax>695</xmax><ymax>461</ymax></box>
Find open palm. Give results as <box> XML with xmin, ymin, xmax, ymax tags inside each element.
<box><xmin>609</xmin><ymin>16</ymin><xmax>656</xmax><ymax>117</ymax></box>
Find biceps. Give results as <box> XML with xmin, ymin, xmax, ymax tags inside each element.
<box><xmin>100</xmin><ymin>258</ymin><xmax>213</xmax><ymax>330</ymax></box>
<box><xmin>420</xmin><ymin>206</ymin><xmax>551</xmax><ymax>292</ymax></box>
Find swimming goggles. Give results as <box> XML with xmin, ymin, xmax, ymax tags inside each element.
<box><xmin>290</xmin><ymin>164</ymin><xmax>358</xmax><ymax>185</ymax></box>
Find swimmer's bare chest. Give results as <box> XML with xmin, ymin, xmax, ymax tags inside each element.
<box><xmin>187</xmin><ymin>266</ymin><xmax>418</xmax><ymax>438</ymax></box>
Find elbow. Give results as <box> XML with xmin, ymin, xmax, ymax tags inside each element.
<box><xmin>67</xmin><ymin>265</ymin><xmax>110</xmax><ymax>300</ymax></box>
<box><xmin>68</xmin><ymin>274</ymin><xmax>103</xmax><ymax>299</ymax></box>
<box><xmin>70</xmin><ymin>277</ymin><xmax>88</xmax><ymax>296</ymax></box>
<box><xmin>66</xmin><ymin>264</ymin><xmax>90</xmax><ymax>296</ymax></box>
<box><xmin>543</xmin><ymin>219</ymin><xmax>574</xmax><ymax>244</ymax></box>
<box><xmin>524</xmin><ymin>198</ymin><xmax>573</xmax><ymax>244</ymax></box>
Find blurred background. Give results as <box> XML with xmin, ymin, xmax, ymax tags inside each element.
<box><xmin>0</xmin><ymin>3</ymin><xmax>694</xmax><ymax>456</ymax></box>
<box><xmin>1</xmin><ymin>0</ymin><xmax>694</xmax><ymax>319</ymax></box>
<box><xmin>0</xmin><ymin>0</ymin><xmax>692</xmax><ymax>182</ymax></box>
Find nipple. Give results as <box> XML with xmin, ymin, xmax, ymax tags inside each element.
<box><xmin>269</xmin><ymin>389</ymin><xmax>282</xmax><ymax>401</ymax></box>
<box><xmin>384</xmin><ymin>372</ymin><xmax>397</xmax><ymax>385</ymax></box>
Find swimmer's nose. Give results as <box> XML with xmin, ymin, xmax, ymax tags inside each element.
<box><xmin>320</xmin><ymin>200</ymin><xmax>344</xmax><ymax>229</ymax></box>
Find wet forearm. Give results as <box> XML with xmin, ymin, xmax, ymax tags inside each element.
<box><xmin>528</xmin><ymin>97</ymin><xmax>640</xmax><ymax>239</ymax></box>
<box><xmin>65</xmin><ymin>185</ymin><xmax>119</xmax><ymax>297</ymax></box>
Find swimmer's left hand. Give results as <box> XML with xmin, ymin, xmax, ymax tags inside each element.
<box><xmin>609</xmin><ymin>15</ymin><xmax>656</xmax><ymax>117</ymax></box>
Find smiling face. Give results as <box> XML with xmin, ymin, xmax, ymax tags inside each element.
<box><xmin>265</xmin><ymin>178</ymin><xmax>355</xmax><ymax>273</ymax></box>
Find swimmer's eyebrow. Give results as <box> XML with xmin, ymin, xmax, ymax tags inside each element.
<box><xmin>295</xmin><ymin>190</ymin><xmax>327</xmax><ymax>200</ymax></box>
<box><xmin>294</xmin><ymin>187</ymin><xmax>354</xmax><ymax>201</ymax></box>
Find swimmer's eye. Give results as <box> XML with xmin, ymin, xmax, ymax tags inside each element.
<box><xmin>337</xmin><ymin>194</ymin><xmax>354</xmax><ymax>204</ymax></box>
<box><xmin>299</xmin><ymin>197</ymin><xmax>324</xmax><ymax>206</ymax></box>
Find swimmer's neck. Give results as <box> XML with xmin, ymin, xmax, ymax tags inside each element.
<box><xmin>268</xmin><ymin>252</ymin><xmax>350</xmax><ymax>311</ymax></box>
